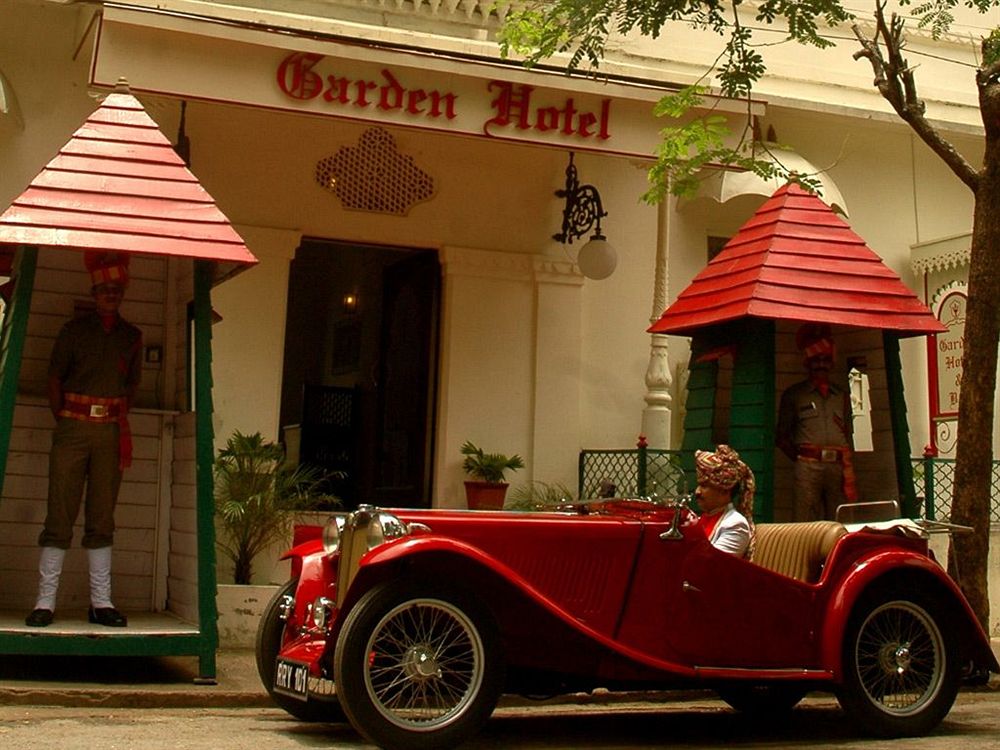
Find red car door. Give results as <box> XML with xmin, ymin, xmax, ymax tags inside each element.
<box><xmin>617</xmin><ymin>524</ymin><xmax>818</xmax><ymax>669</ymax></box>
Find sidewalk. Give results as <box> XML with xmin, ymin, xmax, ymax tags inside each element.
<box><xmin>0</xmin><ymin>650</ymin><xmax>272</xmax><ymax>709</ymax></box>
<box><xmin>1</xmin><ymin>643</ymin><xmax>998</xmax><ymax>710</ymax></box>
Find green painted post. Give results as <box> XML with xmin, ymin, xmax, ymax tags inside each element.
<box><xmin>884</xmin><ymin>333</ymin><xmax>918</xmax><ymax>517</ymax></box>
<box><xmin>193</xmin><ymin>260</ymin><xmax>218</xmax><ymax>681</ymax></box>
<box><xmin>923</xmin><ymin>454</ymin><xmax>936</xmax><ymax>521</ymax></box>
<box><xmin>637</xmin><ymin>436</ymin><xmax>648</xmax><ymax>497</ymax></box>
<box><xmin>0</xmin><ymin>246</ymin><xmax>37</xmax><ymax>501</ymax></box>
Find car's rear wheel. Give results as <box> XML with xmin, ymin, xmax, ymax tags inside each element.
<box><xmin>838</xmin><ymin>585</ymin><xmax>960</xmax><ymax>737</ymax></box>
<box><xmin>716</xmin><ymin>684</ymin><xmax>808</xmax><ymax>714</ymax></box>
<box><xmin>255</xmin><ymin>578</ymin><xmax>344</xmax><ymax>722</ymax></box>
<box><xmin>334</xmin><ymin>580</ymin><xmax>503</xmax><ymax>750</ymax></box>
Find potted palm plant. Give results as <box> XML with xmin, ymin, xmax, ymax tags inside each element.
<box><xmin>213</xmin><ymin>430</ymin><xmax>342</xmax><ymax>647</ymax></box>
<box><xmin>215</xmin><ymin>430</ymin><xmax>339</xmax><ymax>585</ymax></box>
<box><xmin>461</xmin><ymin>440</ymin><xmax>524</xmax><ymax>510</ymax></box>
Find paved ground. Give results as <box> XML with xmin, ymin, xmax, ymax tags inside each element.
<box><xmin>0</xmin><ymin>644</ymin><xmax>998</xmax><ymax>710</ymax></box>
<box><xmin>1</xmin><ymin>646</ymin><xmax>999</xmax><ymax>749</ymax></box>
<box><xmin>2</xmin><ymin>693</ymin><xmax>1000</xmax><ymax>749</ymax></box>
<box><xmin>0</xmin><ymin>649</ymin><xmax>270</xmax><ymax>709</ymax></box>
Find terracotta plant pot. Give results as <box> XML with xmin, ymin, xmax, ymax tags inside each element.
<box><xmin>464</xmin><ymin>481</ymin><xmax>509</xmax><ymax>510</ymax></box>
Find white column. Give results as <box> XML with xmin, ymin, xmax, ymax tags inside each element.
<box><xmin>641</xmin><ymin>197</ymin><xmax>673</xmax><ymax>448</ymax></box>
<box><xmin>531</xmin><ymin>257</ymin><xmax>584</xmax><ymax>486</ymax></box>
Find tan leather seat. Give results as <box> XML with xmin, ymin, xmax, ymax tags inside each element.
<box><xmin>752</xmin><ymin>521</ymin><xmax>848</xmax><ymax>583</ymax></box>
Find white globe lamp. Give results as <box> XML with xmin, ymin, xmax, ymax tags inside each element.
<box><xmin>577</xmin><ymin>235</ymin><xmax>617</xmax><ymax>280</ymax></box>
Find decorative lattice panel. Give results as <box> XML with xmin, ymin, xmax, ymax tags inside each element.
<box><xmin>912</xmin><ymin>457</ymin><xmax>1000</xmax><ymax>523</ymax></box>
<box><xmin>315</xmin><ymin>127</ymin><xmax>435</xmax><ymax>215</ymax></box>
<box><xmin>579</xmin><ymin>449</ymin><xmax>688</xmax><ymax>501</ymax></box>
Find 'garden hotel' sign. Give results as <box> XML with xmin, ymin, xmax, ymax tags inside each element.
<box><xmin>276</xmin><ymin>53</ymin><xmax>613</xmax><ymax>142</ymax></box>
<box><xmin>90</xmin><ymin>6</ymin><xmax>755</xmax><ymax>159</ymax></box>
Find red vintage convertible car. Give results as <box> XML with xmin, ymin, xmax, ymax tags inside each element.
<box><xmin>254</xmin><ymin>499</ymin><xmax>997</xmax><ymax>749</ymax></box>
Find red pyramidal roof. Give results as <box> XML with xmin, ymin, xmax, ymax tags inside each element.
<box><xmin>649</xmin><ymin>183</ymin><xmax>944</xmax><ymax>337</ymax></box>
<box><xmin>0</xmin><ymin>92</ymin><xmax>257</xmax><ymax>270</ymax></box>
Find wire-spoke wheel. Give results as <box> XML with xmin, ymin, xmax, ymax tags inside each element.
<box><xmin>335</xmin><ymin>581</ymin><xmax>503</xmax><ymax>750</ymax></box>
<box><xmin>839</xmin><ymin>586</ymin><xmax>960</xmax><ymax>737</ymax></box>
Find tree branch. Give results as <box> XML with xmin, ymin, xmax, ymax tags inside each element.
<box><xmin>852</xmin><ymin>3</ymin><xmax>979</xmax><ymax>192</ymax></box>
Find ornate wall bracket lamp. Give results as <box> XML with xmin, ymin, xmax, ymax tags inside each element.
<box><xmin>554</xmin><ymin>153</ymin><xmax>617</xmax><ymax>280</ymax></box>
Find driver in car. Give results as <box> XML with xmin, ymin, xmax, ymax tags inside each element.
<box><xmin>694</xmin><ymin>445</ymin><xmax>756</xmax><ymax>559</ymax></box>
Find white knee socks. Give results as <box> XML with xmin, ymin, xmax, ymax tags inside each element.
<box><xmin>88</xmin><ymin>546</ymin><xmax>114</xmax><ymax>609</ymax></box>
<box><xmin>34</xmin><ymin>546</ymin><xmax>66</xmax><ymax>611</ymax></box>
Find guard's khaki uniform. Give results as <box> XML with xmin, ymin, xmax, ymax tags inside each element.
<box><xmin>38</xmin><ymin>312</ymin><xmax>142</xmax><ymax>549</ymax></box>
<box><xmin>776</xmin><ymin>379</ymin><xmax>853</xmax><ymax>521</ymax></box>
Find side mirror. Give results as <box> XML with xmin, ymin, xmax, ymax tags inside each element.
<box><xmin>660</xmin><ymin>494</ymin><xmax>692</xmax><ymax>541</ymax></box>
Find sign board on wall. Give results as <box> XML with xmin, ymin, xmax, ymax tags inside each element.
<box><xmin>931</xmin><ymin>280</ymin><xmax>967</xmax><ymax>419</ymax></box>
<box><xmin>90</xmin><ymin>6</ymin><xmax>758</xmax><ymax>159</ymax></box>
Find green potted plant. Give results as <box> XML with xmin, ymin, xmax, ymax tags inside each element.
<box><xmin>505</xmin><ymin>480</ymin><xmax>576</xmax><ymax>511</ymax></box>
<box><xmin>214</xmin><ymin>430</ymin><xmax>340</xmax><ymax>585</ymax></box>
<box><xmin>460</xmin><ymin>440</ymin><xmax>525</xmax><ymax>510</ymax></box>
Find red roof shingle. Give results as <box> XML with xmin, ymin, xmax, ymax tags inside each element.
<box><xmin>649</xmin><ymin>183</ymin><xmax>944</xmax><ymax>337</ymax></box>
<box><xmin>0</xmin><ymin>92</ymin><xmax>257</xmax><ymax>268</ymax></box>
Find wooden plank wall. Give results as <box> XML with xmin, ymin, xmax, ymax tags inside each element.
<box><xmin>168</xmin><ymin>264</ymin><xmax>199</xmax><ymax>623</ymax></box>
<box><xmin>0</xmin><ymin>248</ymin><xmax>170</xmax><ymax>613</ymax></box>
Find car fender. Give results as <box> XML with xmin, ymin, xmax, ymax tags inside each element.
<box><xmin>337</xmin><ymin>534</ymin><xmax>699</xmax><ymax>678</ymax></box>
<box><xmin>278</xmin><ymin>540</ymin><xmax>336</xmax><ymax>626</ymax></box>
<box><xmin>819</xmin><ymin>549</ymin><xmax>998</xmax><ymax>677</ymax></box>
<box><xmin>279</xmin><ymin>538</ymin><xmax>325</xmax><ymax>580</ymax></box>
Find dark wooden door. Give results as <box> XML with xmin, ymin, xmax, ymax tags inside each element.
<box><xmin>371</xmin><ymin>251</ymin><xmax>439</xmax><ymax>506</ymax></box>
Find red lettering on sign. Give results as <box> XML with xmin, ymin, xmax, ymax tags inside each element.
<box><xmin>485</xmin><ymin>81</ymin><xmax>533</xmax><ymax>133</ymax></box>
<box><xmin>275</xmin><ymin>53</ymin><xmax>605</xmax><ymax>140</ymax></box>
<box><xmin>484</xmin><ymin>80</ymin><xmax>610</xmax><ymax>140</ymax></box>
<box><xmin>323</xmin><ymin>76</ymin><xmax>350</xmax><ymax>105</ymax></box>
<box><xmin>277</xmin><ymin>52</ymin><xmax>324</xmax><ymax>100</ymax></box>
<box><xmin>427</xmin><ymin>91</ymin><xmax>457</xmax><ymax>120</ymax></box>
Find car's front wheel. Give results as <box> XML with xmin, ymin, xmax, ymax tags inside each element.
<box><xmin>838</xmin><ymin>585</ymin><xmax>960</xmax><ymax>737</ymax></box>
<box><xmin>334</xmin><ymin>579</ymin><xmax>504</xmax><ymax>750</ymax></box>
<box><xmin>255</xmin><ymin>578</ymin><xmax>344</xmax><ymax>722</ymax></box>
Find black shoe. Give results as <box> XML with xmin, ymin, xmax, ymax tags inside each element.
<box><xmin>25</xmin><ymin>608</ymin><xmax>54</xmax><ymax>627</ymax></box>
<box><xmin>88</xmin><ymin>606</ymin><xmax>127</xmax><ymax>627</ymax></box>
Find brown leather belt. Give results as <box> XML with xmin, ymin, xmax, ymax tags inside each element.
<box><xmin>797</xmin><ymin>445</ymin><xmax>846</xmax><ymax>463</ymax></box>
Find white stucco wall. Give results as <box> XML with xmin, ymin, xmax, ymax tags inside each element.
<box><xmin>1</xmin><ymin>0</ymin><xmax>993</xmax><ymax>503</ymax></box>
<box><xmin>211</xmin><ymin>225</ymin><xmax>298</xmax><ymax>446</ymax></box>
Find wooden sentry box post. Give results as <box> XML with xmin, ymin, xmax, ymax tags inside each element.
<box><xmin>0</xmin><ymin>92</ymin><xmax>256</xmax><ymax>680</ymax></box>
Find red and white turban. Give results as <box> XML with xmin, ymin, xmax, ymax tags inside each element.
<box><xmin>796</xmin><ymin>323</ymin><xmax>835</xmax><ymax>362</ymax></box>
<box><xmin>695</xmin><ymin>444</ymin><xmax>757</xmax><ymax>554</ymax></box>
<box><xmin>85</xmin><ymin>251</ymin><xmax>130</xmax><ymax>288</ymax></box>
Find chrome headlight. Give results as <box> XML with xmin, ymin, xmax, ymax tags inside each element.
<box><xmin>322</xmin><ymin>513</ymin><xmax>348</xmax><ymax>554</ymax></box>
<box><xmin>366</xmin><ymin>511</ymin><xmax>409</xmax><ymax>549</ymax></box>
<box><xmin>310</xmin><ymin>596</ymin><xmax>334</xmax><ymax>630</ymax></box>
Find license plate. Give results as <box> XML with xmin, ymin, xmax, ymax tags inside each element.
<box><xmin>273</xmin><ymin>658</ymin><xmax>310</xmax><ymax>701</ymax></box>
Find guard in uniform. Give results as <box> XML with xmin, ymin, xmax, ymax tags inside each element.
<box><xmin>776</xmin><ymin>324</ymin><xmax>857</xmax><ymax>521</ymax></box>
<box><xmin>25</xmin><ymin>252</ymin><xmax>142</xmax><ymax>627</ymax></box>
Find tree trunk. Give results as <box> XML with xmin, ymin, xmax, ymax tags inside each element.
<box><xmin>948</xmin><ymin>75</ymin><xmax>1000</xmax><ymax>632</ymax></box>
